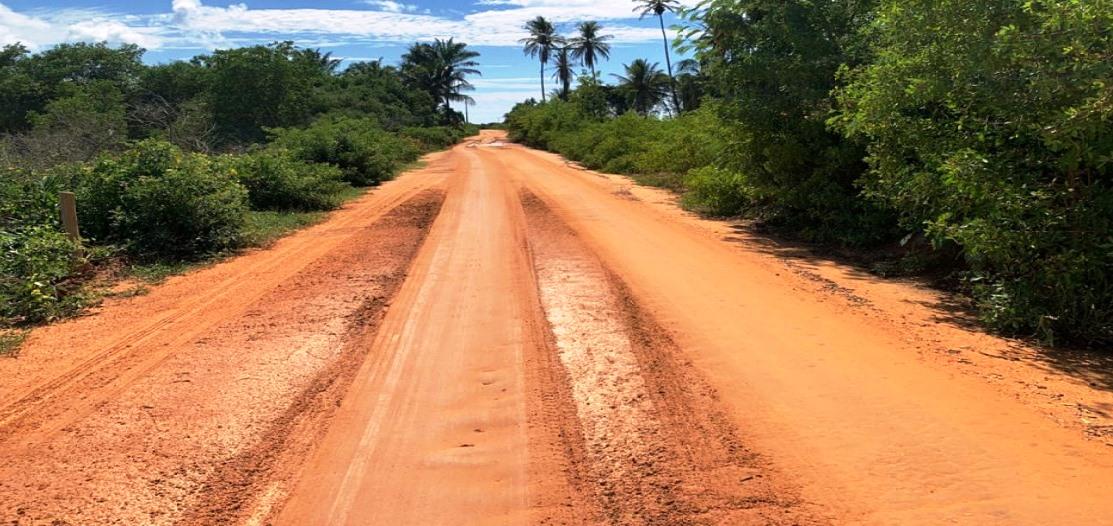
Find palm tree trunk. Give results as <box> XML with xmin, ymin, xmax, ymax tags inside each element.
<box><xmin>464</xmin><ymin>102</ymin><xmax>469</xmax><ymax>124</ymax></box>
<box><xmin>590</xmin><ymin>62</ymin><xmax>597</xmax><ymax>83</ymax></box>
<box><xmin>540</xmin><ymin>60</ymin><xmax>547</xmax><ymax>102</ymax></box>
<box><xmin>658</xmin><ymin>14</ymin><xmax>680</xmax><ymax>115</ymax></box>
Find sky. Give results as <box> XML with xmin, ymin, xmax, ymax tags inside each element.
<box><xmin>0</xmin><ymin>0</ymin><xmax>697</xmax><ymax>123</ymax></box>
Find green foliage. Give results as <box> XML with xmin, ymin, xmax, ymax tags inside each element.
<box><xmin>834</xmin><ymin>0</ymin><xmax>1113</xmax><ymax>344</ymax></box>
<box><xmin>318</xmin><ymin>60</ymin><xmax>437</xmax><ymax>129</ymax></box>
<box><xmin>0</xmin><ymin>225</ymin><xmax>85</xmax><ymax>324</ymax></box>
<box><xmin>204</xmin><ymin>42</ymin><xmax>323</xmax><ymax>143</ymax></box>
<box><xmin>399</xmin><ymin>126</ymin><xmax>470</xmax><ymax>150</ymax></box>
<box><xmin>11</xmin><ymin>81</ymin><xmax>129</xmax><ymax>168</ymax></box>
<box><xmin>268</xmin><ymin>116</ymin><xmax>420</xmax><ymax>186</ymax></box>
<box><xmin>400</xmin><ymin>39</ymin><xmax>481</xmax><ymax>124</ymax></box>
<box><xmin>0</xmin><ymin>39</ymin><xmax>476</xmax><ymax>329</ymax></box>
<box><xmin>685</xmin><ymin>0</ymin><xmax>896</xmax><ymax>245</ymax></box>
<box><xmin>0</xmin><ymin>169</ymin><xmax>93</xmax><ymax>325</ymax></box>
<box><xmin>682</xmin><ymin>166</ymin><xmax>752</xmax><ymax>217</ymax></box>
<box><xmin>140</xmin><ymin>61</ymin><xmax>211</xmax><ymax>106</ymax></box>
<box><xmin>507</xmin><ymin>99</ymin><xmax>725</xmax><ymax>177</ymax></box>
<box><xmin>232</xmin><ymin>150</ymin><xmax>349</xmax><ymax>211</ymax></box>
<box><xmin>77</xmin><ymin>140</ymin><xmax>249</xmax><ymax>259</ymax></box>
<box><xmin>612</xmin><ymin>59</ymin><xmax>671</xmax><ymax>116</ymax></box>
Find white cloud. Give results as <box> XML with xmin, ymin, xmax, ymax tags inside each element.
<box><xmin>363</xmin><ymin>1</ymin><xmax>421</xmax><ymax>13</ymax></box>
<box><xmin>0</xmin><ymin>2</ymin><xmax>164</xmax><ymax>49</ymax></box>
<box><xmin>66</xmin><ymin>20</ymin><xmax>163</xmax><ymax>49</ymax></box>
<box><xmin>0</xmin><ymin>0</ymin><xmax>695</xmax><ymax>51</ymax></box>
<box><xmin>0</xmin><ymin>3</ymin><xmax>59</xmax><ymax>49</ymax></box>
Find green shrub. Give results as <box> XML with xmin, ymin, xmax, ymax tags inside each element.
<box><xmin>77</xmin><ymin>139</ymin><xmax>249</xmax><ymax>259</ymax></box>
<box><xmin>0</xmin><ymin>167</ymin><xmax>94</xmax><ymax>325</ymax></box>
<box><xmin>632</xmin><ymin>107</ymin><xmax>725</xmax><ymax>176</ymax></box>
<box><xmin>682</xmin><ymin>166</ymin><xmax>752</xmax><ymax>217</ymax></box>
<box><xmin>400</xmin><ymin>126</ymin><xmax>463</xmax><ymax>150</ymax></box>
<box><xmin>0</xmin><ymin>225</ymin><xmax>85</xmax><ymax>324</ymax></box>
<box><xmin>685</xmin><ymin>0</ymin><xmax>897</xmax><ymax>246</ymax></box>
<box><xmin>232</xmin><ymin>150</ymin><xmax>349</xmax><ymax>211</ymax></box>
<box><xmin>268</xmin><ymin>117</ymin><xmax>420</xmax><ymax>186</ymax></box>
<box><xmin>835</xmin><ymin>0</ymin><xmax>1113</xmax><ymax>344</ymax></box>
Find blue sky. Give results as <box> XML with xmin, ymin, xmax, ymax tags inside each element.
<box><xmin>0</xmin><ymin>0</ymin><xmax>696</xmax><ymax>122</ymax></box>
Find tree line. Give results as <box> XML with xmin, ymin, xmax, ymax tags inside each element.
<box><xmin>506</xmin><ymin>0</ymin><xmax>1112</xmax><ymax>347</ymax></box>
<box><xmin>1</xmin><ymin>38</ymin><xmax>480</xmax><ymax>330</ymax></box>
<box><xmin>518</xmin><ymin>0</ymin><xmax>697</xmax><ymax>114</ymax></box>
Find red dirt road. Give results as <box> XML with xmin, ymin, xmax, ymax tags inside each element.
<box><xmin>2</xmin><ymin>131</ymin><xmax>1113</xmax><ymax>524</ymax></box>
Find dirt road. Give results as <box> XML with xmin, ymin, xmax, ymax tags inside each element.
<box><xmin>2</xmin><ymin>131</ymin><xmax>1112</xmax><ymax>525</ymax></box>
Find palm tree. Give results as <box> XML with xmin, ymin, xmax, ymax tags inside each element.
<box><xmin>551</xmin><ymin>47</ymin><xmax>574</xmax><ymax>100</ymax></box>
<box><xmin>520</xmin><ymin>16</ymin><xmax>563</xmax><ymax>102</ymax></box>
<box><xmin>299</xmin><ymin>48</ymin><xmax>342</xmax><ymax>74</ymax></box>
<box><xmin>633</xmin><ymin>0</ymin><xmax>681</xmax><ymax>113</ymax></box>
<box><xmin>674</xmin><ymin>58</ymin><xmax>704</xmax><ymax>112</ymax></box>
<box><xmin>401</xmin><ymin>38</ymin><xmax>481</xmax><ymax>119</ymax></box>
<box><xmin>613</xmin><ymin>59</ymin><xmax>671</xmax><ymax>116</ymax></box>
<box><xmin>569</xmin><ymin>21</ymin><xmax>613</xmax><ymax>82</ymax></box>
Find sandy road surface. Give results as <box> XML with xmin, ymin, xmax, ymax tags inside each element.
<box><xmin>2</xmin><ymin>131</ymin><xmax>1113</xmax><ymax>525</ymax></box>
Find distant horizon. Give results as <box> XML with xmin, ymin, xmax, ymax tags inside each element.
<box><xmin>0</xmin><ymin>0</ymin><xmax>696</xmax><ymax>123</ymax></box>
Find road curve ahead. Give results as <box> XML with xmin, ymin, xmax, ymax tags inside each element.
<box><xmin>2</xmin><ymin>131</ymin><xmax>1113</xmax><ymax>525</ymax></box>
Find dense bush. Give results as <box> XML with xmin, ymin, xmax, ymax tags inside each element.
<box><xmin>76</xmin><ymin>140</ymin><xmax>249</xmax><ymax>259</ymax></box>
<box><xmin>834</xmin><ymin>0</ymin><xmax>1113</xmax><ymax>344</ymax></box>
<box><xmin>507</xmin><ymin>101</ymin><xmax>725</xmax><ymax>179</ymax></box>
<box><xmin>682</xmin><ymin>166</ymin><xmax>752</xmax><ymax>217</ymax></box>
<box><xmin>232</xmin><ymin>150</ymin><xmax>349</xmax><ymax>211</ymax></box>
<box><xmin>0</xmin><ymin>172</ymin><xmax>88</xmax><ymax>324</ymax></box>
<box><xmin>507</xmin><ymin>0</ymin><xmax>1111</xmax><ymax>346</ymax></box>
<box><xmin>268</xmin><ymin>117</ymin><xmax>420</xmax><ymax>186</ymax></box>
<box><xmin>0</xmin><ymin>39</ymin><xmax>475</xmax><ymax>330</ymax></box>
<box><xmin>682</xmin><ymin>0</ymin><xmax>897</xmax><ymax>246</ymax></box>
<box><xmin>400</xmin><ymin>126</ymin><xmax>467</xmax><ymax>150</ymax></box>
<box><xmin>0</xmin><ymin>225</ymin><xmax>85</xmax><ymax>324</ymax></box>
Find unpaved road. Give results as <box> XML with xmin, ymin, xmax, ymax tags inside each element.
<box><xmin>2</xmin><ymin>130</ymin><xmax>1112</xmax><ymax>525</ymax></box>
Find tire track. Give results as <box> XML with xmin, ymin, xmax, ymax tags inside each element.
<box><xmin>0</xmin><ymin>155</ymin><xmax>455</xmax><ymax>447</ymax></box>
<box><xmin>518</xmin><ymin>188</ymin><xmax>817</xmax><ymax>525</ymax></box>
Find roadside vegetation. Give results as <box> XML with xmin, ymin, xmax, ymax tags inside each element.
<box><xmin>506</xmin><ymin>0</ymin><xmax>1112</xmax><ymax>347</ymax></box>
<box><xmin>0</xmin><ymin>39</ymin><xmax>479</xmax><ymax>332</ymax></box>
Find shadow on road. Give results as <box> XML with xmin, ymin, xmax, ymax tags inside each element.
<box><xmin>719</xmin><ymin>220</ymin><xmax>1113</xmax><ymax>394</ymax></box>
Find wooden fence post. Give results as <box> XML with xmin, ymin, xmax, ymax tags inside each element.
<box><xmin>59</xmin><ymin>192</ymin><xmax>82</xmax><ymax>251</ymax></box>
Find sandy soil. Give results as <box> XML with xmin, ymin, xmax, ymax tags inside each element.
<box><xmin>2</xmin><ymin>132</ymin><xmax>1112</xmax><ymax>525</ymax></box>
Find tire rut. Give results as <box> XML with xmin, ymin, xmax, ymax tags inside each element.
<box><xmin>520</xmin><ymin>189</ymin><xmax>821</xmax><ymax>525</ymax></box>
<box><xmin>177</xmin><ymin>191</ymin><xmax>446</xmax><ymax>525</ymax></box>
<box><xmin>0</xmin><ymin>177</ymin><xmax>441</xmax><ymax>447</ymax></box>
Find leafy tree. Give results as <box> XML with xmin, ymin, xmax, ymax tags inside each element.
<box><xmin>569</xmin><ymin>21</ymin><xmax>613</xmax><ymax>81</ymax></box>
<box><xmin>684</xmin><ymin>0</ymin><xmax>892</xmax><ymax>244</ymax></box>
<box><xmin>613</xmin><ymin>59</ymin><xmax>671</xmax><ymax>116</ymax></box>
<box><xmin>7</xmin><ymin>81</ymin><xmax>129</xmax><ymax>168</ymax></box>
<box><xmin>0</xmin><ymin>43</ymin><xmax>39</xmax><ymax>132</ymax></box>
<box><xmin>0</xmin><ymin>42</ymin><xmax>143</xmax><ymax>133</ymax></box>
<box><xmin>202</xmin><ymin>41</ymin><xmax>323</xmax><ymax>143</ymax></box>
<box><xmin>322</xmin><ymin>60</ymin><xmax>438</xmax><ymax>128</ymax></box>
<box><xmin>835</xmin><ymin>0</ymin><xmax>1113</xmax><ymax>344</ymax></box>
<box><xmin>551</xmin><ymin>47</ymin><xmax>575</xmax><ymax>101</ymax></box>
<box><xmin>140</xmin><ymin>61</ymin><xmax>210</xmax><ymax>106</ymax></box>
<box><xmin>21</xmin><ymin>41</ymin><xmax>144</xmax><ymax>94</ymax></box>
<box><xmin>633</xmin><ymin>0</ymin><xmax>681</xmax><ymax>112</ymax></box>
<box><xmin>521</xmin><ymin>16</ymin><xmax>564</xmax><ymax>102</ymax></box>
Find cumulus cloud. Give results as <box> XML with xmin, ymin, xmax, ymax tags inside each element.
<box><xmin>0</xmin><ymin>3</ymin><xmax>59</xmax><ymax>49</ymax></box>
<box><xmin>65</xmin><ymin>20</ymin><xmax>163</xmax><ymax>49</ymax></box>
<box><xmin>0</xmin><ymin>0</ymin><xmax>693</xmax><ymax>51</ymax></box>
<box><xmin>363</xmin><ymin>1</ymin><xmax>422</xmax><ymax>13</ymax></box>
<box><xmin>0</xmin><ymin>2</ymin><xmax>164</xmax><ymax>49</ymax></box>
